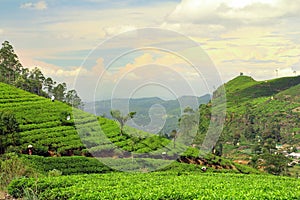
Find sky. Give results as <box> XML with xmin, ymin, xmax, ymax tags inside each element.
<box><xmin>1</xmin><ymin>0</ymin><xmax>300</xmax><ymax>101</ymax></box>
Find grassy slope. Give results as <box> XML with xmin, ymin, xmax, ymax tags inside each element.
<box><xmin>275</xmin><ymin>83</ymin><xmax>300</xmax><ymax>102</ymax></box>
<box><xmin>200</xmin><ymin>75</ymin><xmax>300</xmax><ymax>157</ymax></box>
<box><xmin>0</xmin><ymin>82</ymin><xmax>83</xmax><ymax>155</ymax></box>
<box><xmin>0</xmin><ymin>82</ymin><xmax>173</xmax><ymax>156</ymax></box>
<box><xmin>225</xmin><ymin>75</ymin><xmax>300</xmax><ymax>105</ymax></box>
<box><xmin>227</xmin><ymin>75</ymin><xmax>300</xmax><ymax>138</ymax></box>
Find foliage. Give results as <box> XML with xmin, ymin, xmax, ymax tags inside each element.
<box><xmin>178</xmin><ymin>107</ymin><xmax>199</xmax><ymax>146</ymax></box>
<box><xmin>65</xmin><ymin>89</ymin><xmax>83</xmax><ymax>109</ymax></box>
<box><xmin>52</xmin><ymin>83</ymin><xmax>66</xmax><ymax>101</ymax></box>
<box><xmin>180</xmin><ymin>147</ymin><xmax>199</xmax><ymax>158</ymax></box>
<box><xmin>0</xmin><ymin>153</ymin><xmax>39</xmax><ymax>190</ymax></box>
<box><xmin>22</xmin><ymin>187</ymin><xmax>40</xmax><ymax>200</ymax></box>
<box><xmin>8</xmin><ymin>172</ymin><xmax>300</xmax><ymax>199</ymax></box>
<box><xmin>110</xmin><ymin>110</ymin><xmax>136</xmax><ymax>135</ymax></box>
<box><xmin>251</xmin><ymin>153</ymin><xmax>291</xmax><ymax>175</ymax></box>
<box><xmin>22</xmin><ymin>155</ymin><xmax>113</xmax><ymax>175</ymax></box>
<box><xmin>0</xmin><ymin>82</ymin><xmax>87</xmax><ymax>155</ymax></box>
<box><xmin>0</xmin><ymin>110</ymin><xmax>20</xmax><ymax>154</ymax></box>
<box><xmin>0</xmin><ymin>41</ymin><xmax>23</xmax><ymax>84</ymax></box>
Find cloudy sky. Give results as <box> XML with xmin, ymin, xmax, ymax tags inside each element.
<box><xmin>1</xmin><ymin>0</ymin><xmax>300</xmax><ymax>101</ymax></box>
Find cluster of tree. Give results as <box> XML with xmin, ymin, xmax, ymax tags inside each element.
<box><xmin>0</xmin><ymin>41</ymin><xmax>83</xmax><ymax>108</ymax></box>
<box><xmin>250</xmin><ymin>153</ymin><xmax>290</xmax><ymax>175</ymax></box>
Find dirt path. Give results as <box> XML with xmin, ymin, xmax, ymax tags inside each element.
<box><xmin>0</xmin><ymin>191</ymin><xmax>5</xmax><ymax>200</ymax></box>
<box><xmin>0</xmin><ymin>191</ymin><xmax>14</xmax><ymax>200</ymax></box>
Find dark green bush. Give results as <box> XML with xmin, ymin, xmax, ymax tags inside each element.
<box><xmin>22</xmin><ymin>155</ymin><xmax>113</xmax><ymax>175</ymax></box>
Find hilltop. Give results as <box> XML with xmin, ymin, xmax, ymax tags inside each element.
<box><xmin>197</xmin><ymin>75</ymin><xmax>300</xmax><ymax>174</ymax></box>
<box><xmin>224</xmin><ymin>75</ymin><xmax>300</xmax><ymax>104</ymax></box>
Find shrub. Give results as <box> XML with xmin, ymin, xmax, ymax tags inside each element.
<box><xmin>22</xmin><ymin>155</ymin><xmax>113</xmax><ymax>175</ymax></box>
<box><xmin>0</xmin><ymin>153</ymin><xmax>39</xmax><ymax>190</ymax></box>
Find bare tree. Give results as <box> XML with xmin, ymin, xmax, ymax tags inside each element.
<box><xmin>110</xmin><ymin>110</ymin><xmax>136</xmax><ymax>135</ymax></box>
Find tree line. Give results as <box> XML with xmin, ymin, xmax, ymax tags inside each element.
<box><xmin>0</xmin><ymin>41</ymin><xmax>83</xmax><ymax>108</ymax></box>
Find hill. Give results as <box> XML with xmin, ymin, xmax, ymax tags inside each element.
<box><xmin>197</xmin><ymin>75</ymin><xmax>300</xmax><ymax>174</ymax></box>
<box><xmin>0</xmin><ymin>82</ymin><xmax>176</xmax><ymax>157</ymax></box>
<box><xmin>224</xmin><ymin>75</ymin><xmax>300</xmax><ymax>105</ymax></box>
<box><xmin>222</xmin><ymin>75</ymin><xmax>300</xmax><ymax>145</ymax></box>
<box><xmin>0</xmin><ymin>82</ymin><xmax>262</xmax><ymax>173</ymax></box>
<box><xmin>84</xmin><ymin>95</ymin><xmax>210</xmax><ymax>134</ymax></box>
<box><xmin>0</xmin><ymin>82</ymin><xmax>83</xmax><ymax>156</ymax></box>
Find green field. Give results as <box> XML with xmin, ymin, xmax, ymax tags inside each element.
<box><xmin>8</xmin><ymin>172</ymin><xmax>300</xmax><ymax>199</ymax></box>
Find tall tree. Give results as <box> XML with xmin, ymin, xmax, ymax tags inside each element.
<box><xmin>110</xmin><ymin>110</ymin><xmax>136</xmax><ymax>135</ymax></box>
<box><xmin>0</xmin><ymin>41</ymin><xmax>83</xmax><ymax>107</ymax></box>
<box><xmin>28</xmin><ymin>67</ymin><xmax>45</xmax><ymax>96</ymax></box>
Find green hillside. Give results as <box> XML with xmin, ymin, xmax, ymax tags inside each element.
<box><xmin>0</xmin><ymin>82</ymin><xmax>184</xmax><ymax>158</ymax></box>
<box><xmin>225</xmin><ymin>75</ymin><xmax>300</xmax><ymax>105</ymax></box>
<box><xmin>275</xmin><ymin>84</ymin><xmax>300</xmax><ymax>102</ymax></box>
<box><xmin>222</xmin><ymin>75</ymin><xmax>300</xmax><ymax>145</ymax></box>
<box><xmin>0</xmin><ymin>82</ymin><xmax>83</xmax><ymax>155</ymax></box>
<box><xmin>197</xmin><ymin>75</ymin><xmax>300</xmax><ymax>175</ymax></box>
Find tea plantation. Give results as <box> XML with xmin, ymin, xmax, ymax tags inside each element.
<box><xmin>8</xmin><ymin>172</ymin><xmax>300</xmax><ymax>199</ymax></box>
<box><xmin>0</xmin><ymin>82</ymin><xmax>174</xmax><ymax>157</ymax></box>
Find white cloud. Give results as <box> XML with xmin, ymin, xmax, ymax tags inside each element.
<box><xmin>20</xmin><ymin>1</ymin><xmax>48</xmax><ymax>10</ymax></box>
<box><xmin>103</xmin><ymin>25</ymin><xmax>137</xmax><ymax>37</ymax></box>
<box><xmin>166</xmin><ymin>0</ymin><xmax>300</xmax><ymax>27</ymax></box>
<box><xmin>8</xmin><ymin>0</ymin><xmax>300</xmax><ymax>99</ymax></box>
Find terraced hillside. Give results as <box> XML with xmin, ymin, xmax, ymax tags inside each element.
<box><xmin>0</xmin><ymin>82</ymin><xmax>177</xmax><ymax>157</ymax></box>
<box><xmin>0</xmin><ymin>82</ymin><xmax>88</xmax><ymax>155</ymax></box>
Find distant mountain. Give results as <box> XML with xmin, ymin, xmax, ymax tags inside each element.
<box><xmin>84</xmin><ymin>94</ymin><xmax>211</xmax><ymax>135</ymax></box>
